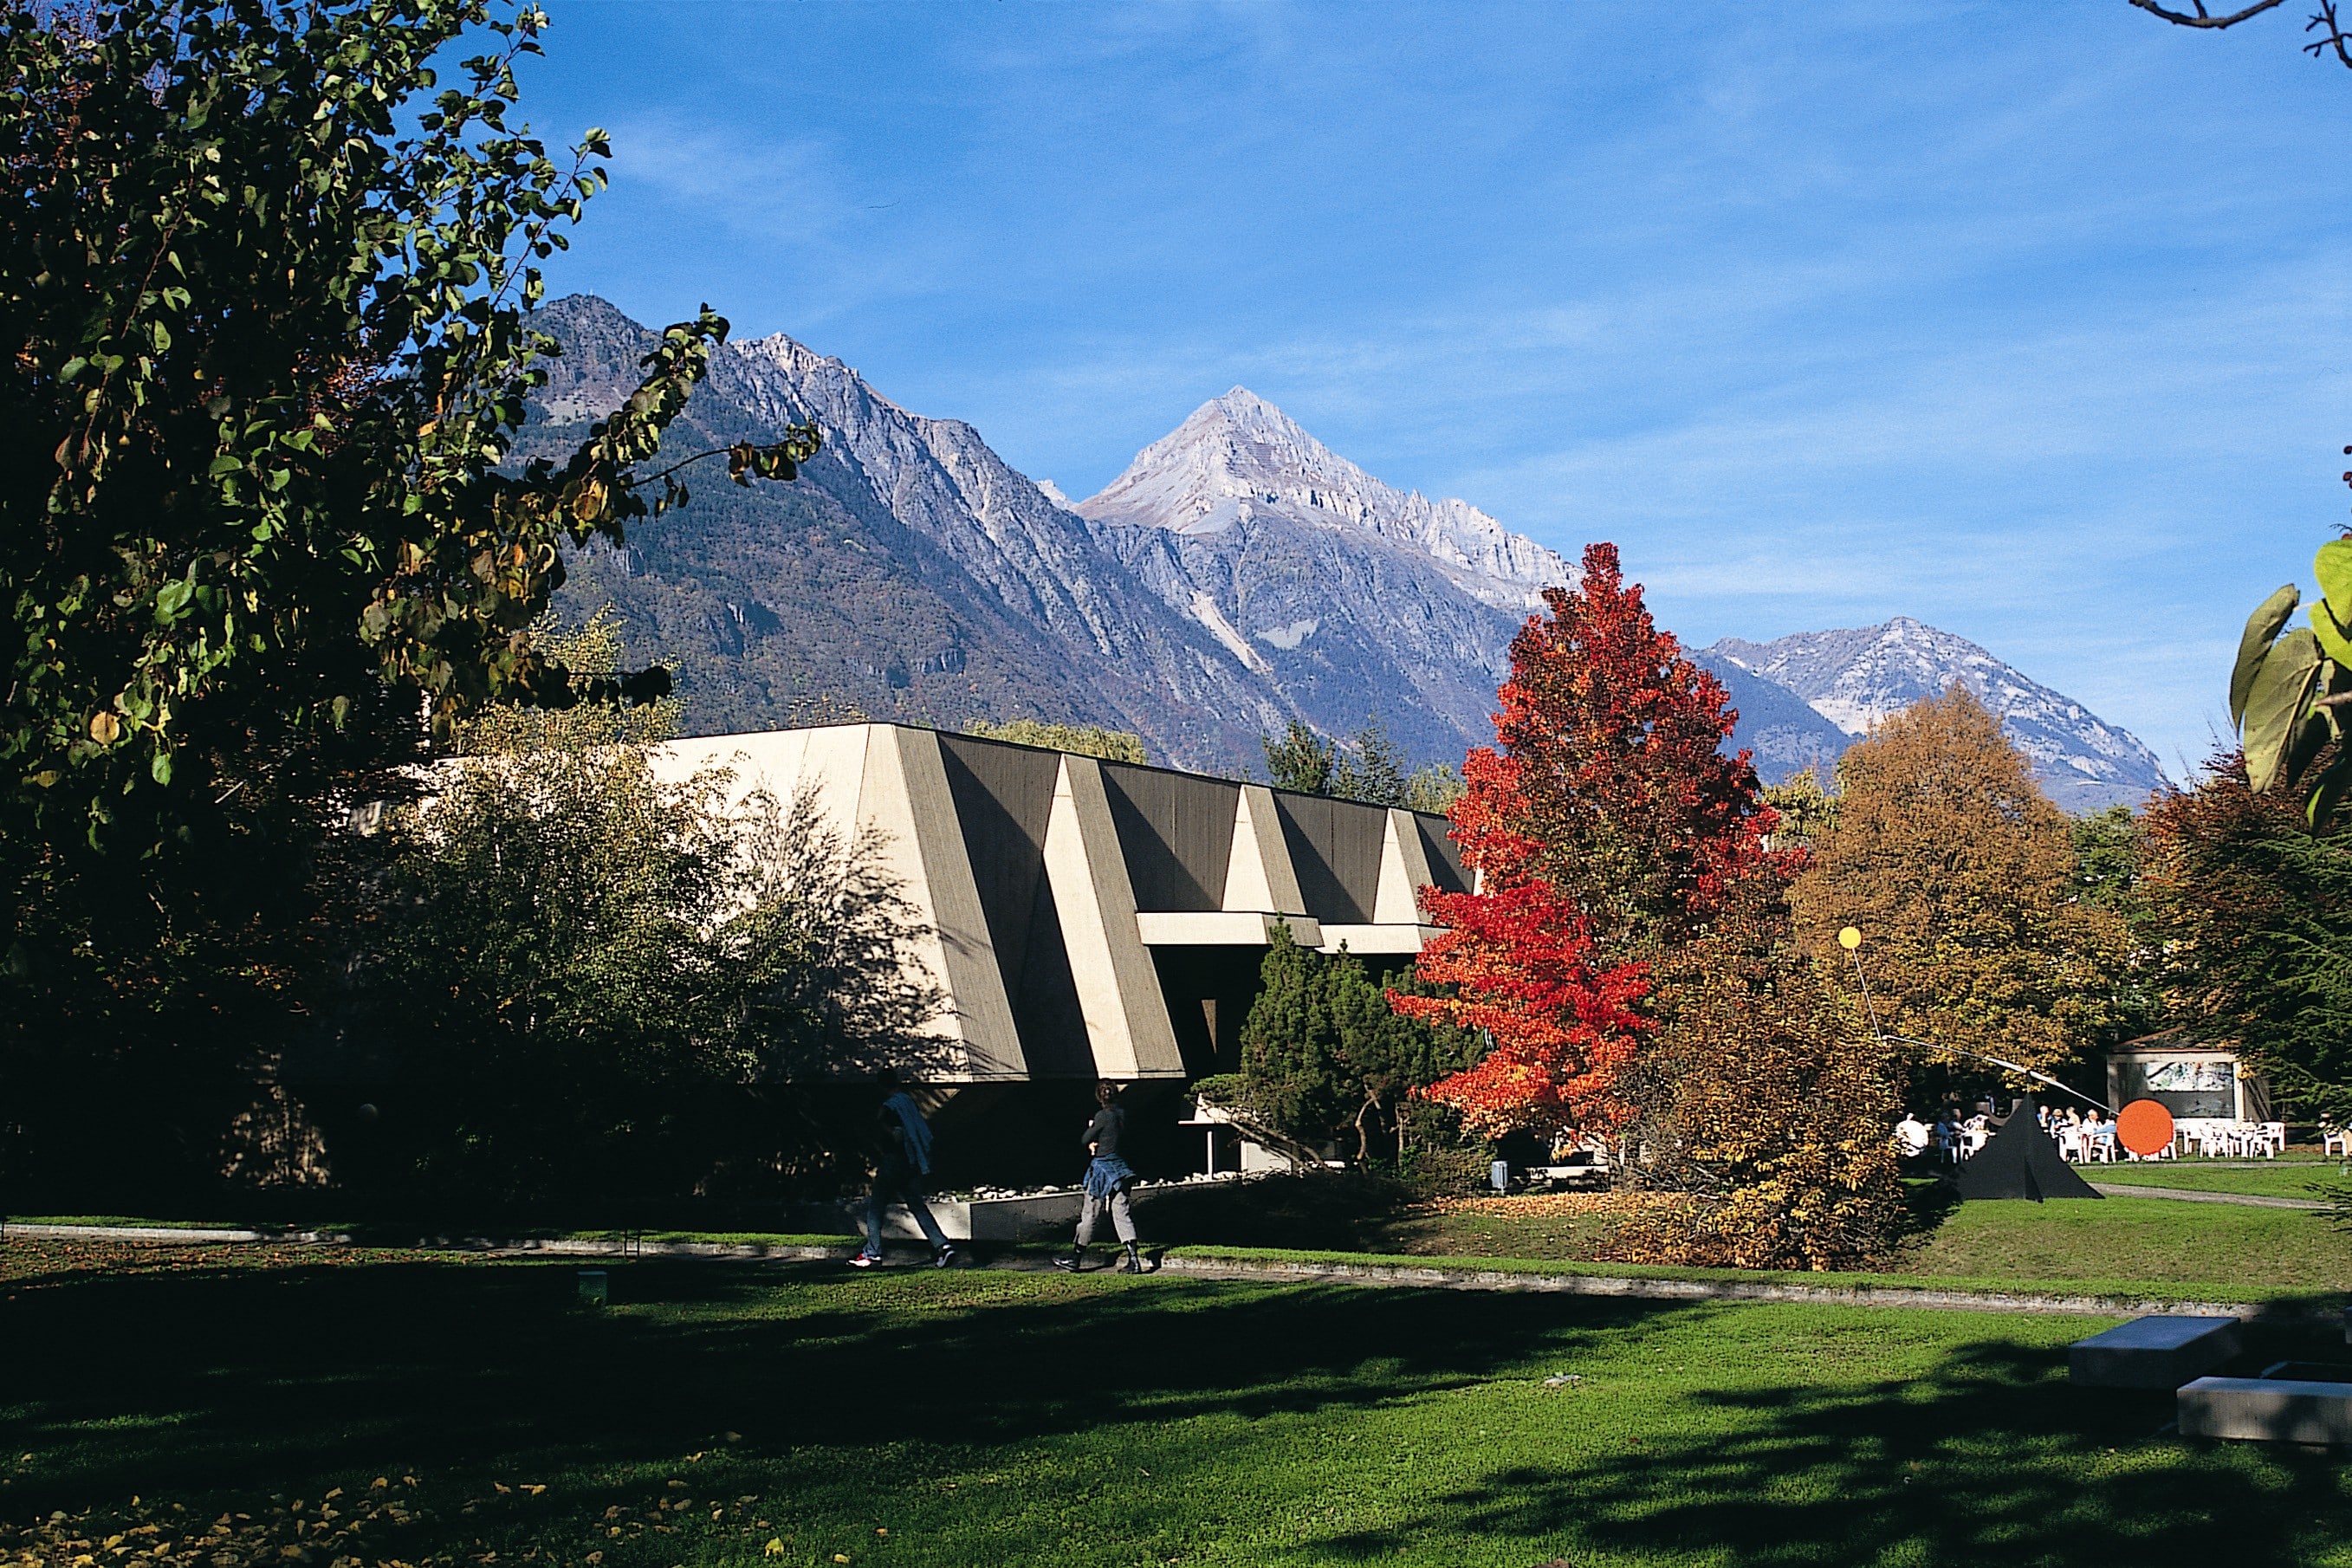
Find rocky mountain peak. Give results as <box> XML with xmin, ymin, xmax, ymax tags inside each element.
<box><xmin>1707</xmin><ymin>620</ymin><xmax>2166</xmax><ymax>813</ymax></box>
<box><xmin>1079</xmin><ymin>388</ymin><xmax>1571</xmax><ymax>612</ymax></box>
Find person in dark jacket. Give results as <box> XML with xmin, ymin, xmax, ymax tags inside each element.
<box><xmin>1053</xmin><ymin>1079</ymin><xmax>1154</xmax><ymax>1274</ymax></box>
<box><xmin>852</xmin><ymin>1068</ymin><xmax>956</xmax><ymax>1270</ymax></box>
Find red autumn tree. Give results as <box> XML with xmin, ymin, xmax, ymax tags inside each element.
<box><xmin>1392</xmin><ymin>541</ymin><xmax>1787</xmax><ymax>1137</ymax></box>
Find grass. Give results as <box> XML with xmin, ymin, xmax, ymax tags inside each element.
<box><xmin>2089</xmin><ymin>1163</ymin><xmax>2349</xmax><ymax>1201</ymax></box>
<box><xmin>1150</xmin><ymin>1180</ymin><xmax>2352</xmax><ymax>1299</ymax></box>
<box><xmin>8</xmin><ymin>1237</ymin><xmax>2352</xmax><ymax>1568</ymax></box>
<box><xmin>1889</xmin><ymin>1195</ymin><xmax>2352</xmax><ymax>1293</ymax></box>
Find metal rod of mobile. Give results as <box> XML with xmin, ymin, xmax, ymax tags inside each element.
<box><xmin>1837</xmin><ymin>925</ymin><xmax>2113</xmax><ymax>1114</ymax></box>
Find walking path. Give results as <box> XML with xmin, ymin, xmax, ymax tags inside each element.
<box><xmin>2087</xmin><ymin>1182</ymin><xmax>2328</xmax><ymax>1210</ymax></box>
<box><xmin>8</xmin><ymin>1221</ymin><xmax>2337</xmax><ymax>1323</ymax></box>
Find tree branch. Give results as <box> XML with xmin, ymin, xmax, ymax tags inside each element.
<box><xmin>2306</xmin><ymin>0</ymin><xmax>2352</xmax><ymax>68</ymax></box>
<box><xmin>2126</xmin><ymin>0</ymin><xmax>2288</xmax><ymax>26</ymax></box>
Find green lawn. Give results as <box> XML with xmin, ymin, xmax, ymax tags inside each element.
<box><xmin>2089</xmin><ymin>1162</ymin><xmax>2349</xmax><ymax>1201</ymax></box>
<box><xmin>1177</xmin><ymin>1183</ymin><xmax>2352</xmax><ymax>1298</ymax></box>
<box><xmin>6</xmin><ymin>1238</ymin><xmax>2352</xmax><ymax>1568</ymax></box>
<box><xmin>1890</xmin><ymin>1195</ymin><xmax>2352</xmax><ymax>1292</ymax></box>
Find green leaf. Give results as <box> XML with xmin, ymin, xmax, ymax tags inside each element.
<box><xmin>2314</xmin><ymin>602</ymin><xmax>2352</xmax><ymax>668</ymax></box>
<box><xmin>2318</xmin><ymin>540</ymin><xmax>2352</xmax><ymax>629</ymax></box>
<box><xmin>2245</xmin><ymin>625</ymin><xmax>2323</xmax><ymax>794</ymax></box>
<box><xmin>2310</xmin><ymin>748</ymin><xmax>2352</xmax><ymax>832</ymax></box>
<box><xmin>2232</xmin><ymin>585</ymin><xmax>2301</xmax><ymax>728</ymax></box>
<box><xmin>150</xmin><ymin>753</ymin><xmax>172</xmax><ymax>786</ymax></box>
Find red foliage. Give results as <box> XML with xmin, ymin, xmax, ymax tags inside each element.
<box><xmin>1389</xmin><ymin>871</ymin><xmax>1651</xmax><ymax>1137</ymax></box>
<box><xmin>1395</xmin><ymin>542</ymin><xmax>1789</xmax><ymax>1137</ymax></box>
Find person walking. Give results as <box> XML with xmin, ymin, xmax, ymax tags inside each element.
<box><xmin>852</xmin><ymin>1068</ymin><xmax>957</xmax><ymax>1270</ymax></box>
<box><xmin>1054</xmin><ymin>1080</ymin><xmax>1155</xmax><ymax>1274</ymax></box>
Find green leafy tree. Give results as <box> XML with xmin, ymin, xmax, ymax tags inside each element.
<box><xmin>2</xmin><ymin>0</ymin><xmax>815</xmax><ymax>858</ymax></box>
<box><xmin>1260</xmin><ymin>719</ymin><xmax>1336</xmax><ymax>794</ymax></box>
<box><xmin>353</xmin><ymin>619</ymin><xmax>943</xmax><ymax>1213</ymax></box>
<box><xmin>0</xmin><ymin>0</ymin><xmax>813</xmax><ymax>1210</ymax></box>
<box><xmin>1761</xmin><ymin>767</ymin><xmax>1838</xmax><ymax>852</ymax></box>
<box><xmin>965</xmin><ymin>718</ymin><xmax>1148</xmax><ymax>763</ymax></box>
<box><xmin>1404</xmin><ymin>761</ymin><xmax>1467</xmax><ymax>815</ymax></box>
<box><xmin>2141</xmin><ymin>753</ymin><xmax>2352</xmax><ymax>1128</ymax></box>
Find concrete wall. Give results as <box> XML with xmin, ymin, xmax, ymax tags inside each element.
<box><xmin>653</xmin><ymin>723</ymin><xmax>1464</xmax><ymax>1083</ymax></box>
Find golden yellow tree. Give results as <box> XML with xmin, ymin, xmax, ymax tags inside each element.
<box><xmin>1790</xmin><ymin>688</ymin><xmax>2130</xmax><ymax>1074</ymax></box>
<box><xmin>1608</xmin><ymin>875</ymin><xmax>1906</xmax><ymax>1271</ymax></box>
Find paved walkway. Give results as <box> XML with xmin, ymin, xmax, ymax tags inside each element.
<box><xmin>2087</xmin><ymin>1183</ymin><xmax>2329</xmax><ymax>1210</ymax></box>
<box><xmin>10</xmin><ymin>1221</ymin><xmax>2336</xmax><ymax>1324</ymax></box>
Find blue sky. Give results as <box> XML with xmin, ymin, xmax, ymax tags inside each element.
<box><xmin>522</xmin><ymin>2</ymin><xmax>2349</xmax><ymax>776</ymax></box>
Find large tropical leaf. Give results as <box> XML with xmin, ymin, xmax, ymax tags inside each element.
<box><xmin>2244</xmin><ymin>625</ymin><xmax>2323</xmax><ymax>794</ymax></box>
<box><xmin>2232</xmin><ymin>585</ymin><xmax>2301</xmax><ymax>729</ymax></box>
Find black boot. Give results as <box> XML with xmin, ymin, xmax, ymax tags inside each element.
<box><xmin>1116</xmin><ymin>1241</ymin><xmax>1144</xmax><ymax>1273</ymax></box>
<box><xmin>1053</xmin><ymin>1244</ymin><xmax>1086</xmax><ymax>1273</ymax></box>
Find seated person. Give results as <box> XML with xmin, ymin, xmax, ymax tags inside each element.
<box><xmin>1895</xmin><ymin>1113</ymin><xmax>1932</xmax><ymax>1158</ymax></box>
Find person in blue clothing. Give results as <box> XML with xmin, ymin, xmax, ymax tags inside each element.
<box><xmin>1053</xmin><ymin>1079</ymin><xmax>1155</xmax><ymax>1274</ymax></box>
<box><xmin>852</xmin><ymin>1067</ymin><xmax>956</xmax><ymax>1270</ymax></box>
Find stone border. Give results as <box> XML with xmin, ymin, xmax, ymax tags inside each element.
<box><xmin>2087</xmin><ymin>1182</ymin><xmax>2328</xmax><ymax>1210</ymax></box>
<box><xmin>2</xmin><ymin>1223</ymin><xmax>348</xmax><ymax>1244</ymax></box>
<box><xmin>1152</xmin><ymin>1252</ymin><xmax>2341</xmax><ymax>1322</ymax></box>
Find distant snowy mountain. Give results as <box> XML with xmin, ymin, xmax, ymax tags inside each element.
<box><xmin>1693</xmin><ymin>655</ymin><xmax>1856</xmax><ymax>787</ymax></box>
<box><xmin>1074</xmin><ymin>387</ymin><xmax>1577</xmax><ymax>764</ymax></box>
<box><xmin>1706</xmin><ymin>619</ymin><xmax>2166</xmax><ymax>812</ymax></box>
<box><xmin>525</xmin><ymin>297</ymin><xmax>2160</xmax><ymax>809</ymax></box>
<box><xmin>1080</xmin><ymin>388</ymin><xmax>1572</xmax><ymax>612</ymax></box>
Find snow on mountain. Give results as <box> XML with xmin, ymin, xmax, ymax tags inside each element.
<box><xmin>1706</xmin><ymin>619</ymin><xmax>2166</xmax><ymax>812</ymax></box>
<box><xmin>529</xmin><ymin>298</ymin><xmax>2157</xmax><ymax>810</ymax></box>
<box><xmin>1692</xmin><ymin>655</ymin><xmax>1856</xmax><ymax>787</ymax></box>
<box><xmin>1079</xmin><ymin>387</ymin><xmax>1572</xmax><ymax>612</ymax></box>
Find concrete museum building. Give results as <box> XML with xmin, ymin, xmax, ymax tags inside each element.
<box><xmin>653</xmin><ymin>722</ymin><xmax>1470</xmax><ymax>1176</ymax></box>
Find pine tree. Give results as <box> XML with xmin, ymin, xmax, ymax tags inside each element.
<box><xmin>1789</xmin><ymin>687</ymin><xmax>2132</xmax><ymax>1077</ymax></box>
<box><xmin>1260</xmin><ymin>720</ymin><xmax>1336</xmax><ymax>795</ymax></box>
<box><xmin>1331</xmin><ymin>716</ymin><xmax>1409</xmax><ymax>807</ymax></box>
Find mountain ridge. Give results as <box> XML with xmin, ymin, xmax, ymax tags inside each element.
<box><xmin>1707</xmin><ymin>619</ymin><xmax>2167</xmax><ymax>812</ymax></box>
<box><xmin>528</xmin><ymin>295</ymin><xmax>2162</xmax><ymax>812</ymax></box>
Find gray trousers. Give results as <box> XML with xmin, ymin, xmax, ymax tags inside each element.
<box><xmin>1076</xmin><ymin>1185</ymin><xmax>1137</xmax><ymax>1246</ymax></box>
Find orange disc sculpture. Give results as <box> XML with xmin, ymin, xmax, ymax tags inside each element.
<box><xmin>2116</xmin><ymin>1098</ymin><xmax>2175</xmax><ymax>1159</ymax></box>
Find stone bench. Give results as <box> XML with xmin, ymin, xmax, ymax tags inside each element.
<box><xmin>2068</xmin><ymin>1315</ymin><xmax>2241</xmax><ymax>1390</ymax></box>
<box><xmin>2180</xmin><ymin>1376</ymin><xmax>2352</xmax><ymax>1445</ymax></box>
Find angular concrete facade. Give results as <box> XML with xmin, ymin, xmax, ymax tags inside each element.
<box><xmin>654</xmin><ymin>723</ymin><xmax>1470</xmax><ymax>1084</ymax></box>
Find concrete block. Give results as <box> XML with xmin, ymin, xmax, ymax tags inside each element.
<box><xmin>2179</xmin><ymin>1377</ymin><xmax>2352</xmax><ymax>1445</ymax></box>
<box><xmin>2068</xmin><ymin>1315</ymin><xmax>2241</xmax><ymax>1390</ymax></box>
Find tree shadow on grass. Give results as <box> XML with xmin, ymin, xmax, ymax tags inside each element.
<box><xmin>2</xmin><ymin>1249</ymin><xmax>1663</xmax><ymax>1507</ymax></box>
<box><xmin>1320</xmin><ymin>1320</ymin><xmax>2352</xmax><ymax>1568</ymax></box>
<box><xmin>12</xmin><ymin>1249</ymin><xmax>2352</xmax><ymax>1568</ymax></box>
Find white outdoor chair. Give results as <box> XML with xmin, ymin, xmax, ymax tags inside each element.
<box><xmin>2258</xmin><ymin>1122</ymin><xmax>2286</xmax><ymax>1157</ymax></box>
<box><xmin>2326</xmin><ymin>1125</ymin><xmax>2352</xmax><ymax>1158</ymax></box>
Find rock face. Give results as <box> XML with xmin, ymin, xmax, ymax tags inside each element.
<box><xmin>1692</xmin><ymin>655</ymin><xmax>1856</xmax><ymax>787</ymax></box>
<box><xmin>1080</xmin><ymin>388</ymin><xmax>1571</xmax><ymax>612</ymax></box>
<box><xmin>528</xmin><ymin>295</ymin><xmax>2164</xmax><ymax>810</ymax></box>
<box><xmin>1706</xmin><ymin>619</ymin><xmax>2167</xmax><ymax>812</ymax></box>
<box><xmin>531</xmin><ymin>297</ymin><xmax>1572</xmax><ymax>771</ymax></box>
<box><xmin>1077</xmin><ymin>387</ymin><xmax>1579</xmax><ymax>767</ymax></box>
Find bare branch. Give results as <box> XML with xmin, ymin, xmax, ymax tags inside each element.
<box><xmin>2307</xmin><ymin>0</ymin><xmax>2352</xmax><ymax>68</ymax></box>
<box><xmin>2126</xmin><ymin>0</ymin><xmax>2288</xmax><ymax>25</ymax></box>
